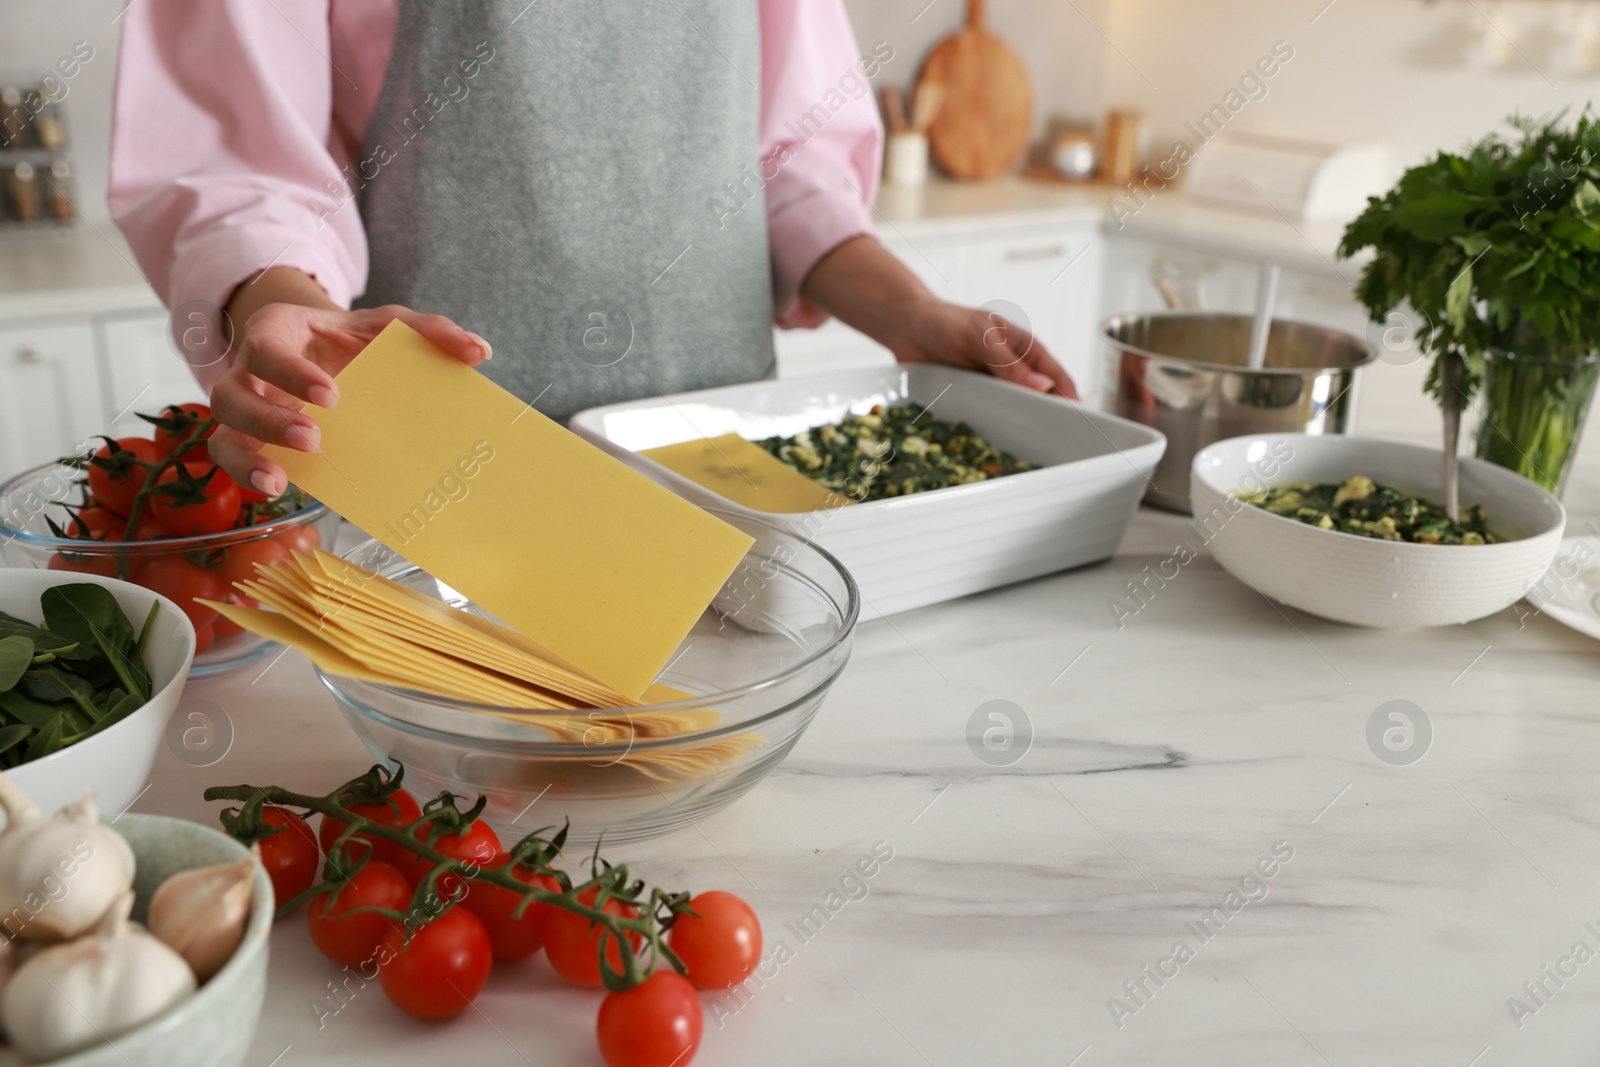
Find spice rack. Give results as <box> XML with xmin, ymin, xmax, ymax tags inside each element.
<box><xmin>0</xmin><ymin>73</ymin><xmax>77</xmax><ymax>228</ymax></box>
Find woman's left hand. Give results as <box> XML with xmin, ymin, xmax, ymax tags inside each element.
<box><xmin>881</xmin><ymin>294</ymin><xmax>1078</xmax><ymax>398</ymax></box>
<box><xmin>799</xmin><ymin>235</ymin><xmax>1078</xmax><ymax>399</ymax></box>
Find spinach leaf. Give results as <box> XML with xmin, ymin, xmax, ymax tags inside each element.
<box><xmin>40</xmin><ymin>584</ymin><xmax>135</xmax><ymax>652</ymax></box>
<box><xmin>0</xmin><ymin>636</ymin><xmax>31</xmax><ymax>692</ymax></box>
<box><xmin>0</xmin><ymin>616</ymin><xmax>79</xmax><ymax>658</ymax></box>
<box><xmin>76</xmin><ymin>690</ymin><xmax>145</xmax><ymax>743</ymax></box>
<box><xmin>0</xmin><ymin>689</ymin><xmax>72</xmax><ymax>730</ymax></box>
<box><xmin>20</xmin><ymin>667</ymin><xmax>101</xmax><ymax>721</ymax></box>
<box><xmin>23</xmin><ymin>715</ymin><xmax>65</xmax><ymax>761</ymax></box>
<box><xmin>0</xmin><ymin>724</ymin><xmax>30</xmax><ymax>759</ymax></box>
<box><xmin>40</xmin><ymin>584</ymin><xmax>150</xmax><ymax>702</ymax></box>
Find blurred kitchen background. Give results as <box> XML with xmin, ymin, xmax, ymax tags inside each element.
<box><xmin>0</xmin><ymin>0</ymin><xmax>1593</xmax><ymax>479</ymax></box>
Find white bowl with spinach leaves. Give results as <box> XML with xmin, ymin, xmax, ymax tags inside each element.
<box><xmin>0</xmin><ymin>572</ymin><xmax>195</xmax><ymax>816</ymax></box>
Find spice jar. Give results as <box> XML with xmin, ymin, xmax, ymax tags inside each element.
<box><xmin>3</xmin><ymin>161</ymin><xmax>42</xmax><ymax>222</ymax></box>
<box><xmin>47</xmin><ymin>160</ymin><xmax>74</xmax><ymax>221</ymax></box>
<box><xmin>0</xmin><ymin>87</ymin><xmax>30</xmax><ymax>150</ymax></box>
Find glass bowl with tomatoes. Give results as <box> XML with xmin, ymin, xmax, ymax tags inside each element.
<box><xmin>0</xmin><ymin>404</ymin><xmax>341</xmax><ymax>677</ymax></box>
<box><xmin>317</xmin><ymin>514</ymin><xmax>858</xmax><ymax>847</ymax></box>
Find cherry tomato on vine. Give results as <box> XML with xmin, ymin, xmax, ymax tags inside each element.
<box><xmin>394</xmin><ymin>818</ymin><xmax>500</xmax><ymax>898</ymax></box>
<box><xmin>86</xmin><ymin>437</ymin><xmax>164</xmax><ymax>517</ymax></box>
<box><xmin>213</xmin><ymin>592</ymin><xmax>255</xmax><ymax>639</ymax></box>
<box><xmin>319</xmin><ymin>788</ymin><xmax>422</xmax><ymax>869</ymax></box>
<box><xmin>596</xmin><ymin>971</ymin><xmax>703</xmax><ymax>1067</ymax></box>
<box><xmin>136</xmin><ymin>556</ymin><xmax>225</xmax><ymax>630</ymax></box>
<box><xmin>274</xmin><ymin>523</ymin><xmax>322</xmax><ymax>555</ymax></box>
<box><xmin>306</xmin><ymin>860</ymin><xmax>411</xmax><ymax>968</ymax></box>
<box><xmin>377</xmin><ymin>905</ymin><xmax>492</xmax><ymax>1020</ymax></box>
<box><xmin>218</xmin><ymin>538</ymin><xmax>289</xmax><ymax>588</ymax></box>
<box><xmin>68</xmin><ymin>506</ymin><xmax>119</xmax><ymax>540</ymax></box>
<box><xmin>257</xmin><ymin>806</ymin><xmax>320</xmax><ymax>907</ymax></box>
<box><xmin>47</xmin><ymin>552</ymin><xmax>114</xmax><ymax>578</ymax></box>
<box><xmin>667</xmin><ymin>891</ymin><xmax>762</xmax><ymax>990</ymax></box>
<box><xmin>150</xmin><ymin>464</ymin><xmax>241</xmax><ymax>537</ymax></box>
<box><xmin>462</xmin><ymin>854</ymin><xmax>560</xmax><ymax>961</ymax></box>
<box><xmin>544</xmin><ymin>886</ymin><xmax>642</xmax><ymax>988</ymax></box>
<box><xmin>153</xmin><ymin>402</ymin><xmax>215</xmax><ymax>459</ymax></box>
<box><xmin>127</xmin><ymin>516</ymin><xmax>167</xmax><ymax>541</ymax></box>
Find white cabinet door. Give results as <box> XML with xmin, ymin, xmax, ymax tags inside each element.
<box><xmin>962</xmin><ymin>225</ymin><xmax>1104</xmax><ymax>396</ymax></box>
<box><xmin>99</xmin><ymin>313</ymin><xmax>208</xmax><ymax>437</ymax></box>
<box><xmin>0</xmin><ymin>321</ymin><xmax>104</xmax><ymax>477</ymax></box>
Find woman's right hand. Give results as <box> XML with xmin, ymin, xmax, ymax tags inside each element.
<box><xmin>208</xmin><ymin>295</ymin><xmax>490</xmax><ymax>498</ymax></box>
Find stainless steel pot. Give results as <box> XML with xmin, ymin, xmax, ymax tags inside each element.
<box><xmin>1101</xmin><ymin>312</ymin><xmax>1375</xmax><ymax>512</ymax></box>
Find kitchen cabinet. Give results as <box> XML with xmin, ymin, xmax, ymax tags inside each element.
<box><xmin>0</xmin><ymin>307</ymin><xmax>201</xmax><ymax>478</ymax></box>
<box><xmin>0</xmin><ymin>319</ymin><xmax>104</xmax><ymax>474</ymax></box>
<box><xmin>100</xmin><ymin>311</ymin><xmax>208</xmax><ymax>438</ymax></box>
<box><xmin>774</xmin><ymin>221</ymin><xmax>1106</xmax><ymax>395</ymax></box>
<box><xmin>1099</xmin><ymin>234</ymin><xmax>1368</xmax><ymax>336</ymax></box>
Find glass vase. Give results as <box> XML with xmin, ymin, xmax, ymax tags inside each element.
<box><xmin>1473</xmin><ymin>348</ymin><xmax>1600</xmax><ymax>497</ymax></box>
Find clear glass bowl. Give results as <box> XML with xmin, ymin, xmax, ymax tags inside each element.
<box><xmin>319</xmin><ymin>516</ymin><xmax>858</xmax><ymax>846</ymax></box>
<box><xmin>0</xmin><ymin>461</ymin><xmax>340</xmax><ymax>677</ymax></box>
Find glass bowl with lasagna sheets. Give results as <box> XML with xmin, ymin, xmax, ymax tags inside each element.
<box><xmin>230</xmin><ymin>515</ymin><xmax>857</xmax><ymax>847</ymax></box>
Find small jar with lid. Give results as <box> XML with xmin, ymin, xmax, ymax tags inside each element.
<box><xmin>0</xmin><ymin>87</ymin><xmax>31</xmax><ymax>150</ymax></box>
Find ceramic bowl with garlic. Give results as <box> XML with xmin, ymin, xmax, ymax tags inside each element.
<box><xmin>0</xmin><ymin>774</ymin><xmax>272</xmax><ymax>1067</ymax></box>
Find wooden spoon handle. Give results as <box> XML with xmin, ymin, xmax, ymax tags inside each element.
<box><xmin>968</xmin><ymin>0</ymin><xmax>985</xmax><ymax>28</ymax></box>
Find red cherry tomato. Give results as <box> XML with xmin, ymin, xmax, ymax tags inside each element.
<box><xmin>68</xmin><ymin>506</ymin><xmax>119</xmax><ymax>540</ymax></box>
<box><xmin>218</xmin><ymin>538</ymin><xmax>290</xmax><ymax>588</ymax></box>
<box><xmin>319</xmin><ymin>788</ymin><xmax>422</xmax><ymax>869</ymax></box>
<box><xmin>153</xmin><ymin>402</ymin><xmax>215</xmax><ymax>459</ymax></box>
<box><xmin>377</xmin><ymin>905</ymin><xmax>492</xmax><ymax>1020</ymax></box>
<box><xmin>86</xmin><ymin>437</ymin><xmax>164</xmax><ymax>517</ymax></box>
<box><xmin>150</xmin><ymin>464</ymin><xmax>241</xmax><ymax>537</ymax></box>
<box><xmin>597</xmin><ymin>971</ymin><xmax>703</xmax><ymax>1067</ymax></box>
<box><xmin>213</xmin><ymin>591</ymin><xmax>254</xmax><ymax>639</ymax></box>
<box><xmin>306</xmin><ymin>860</ymin><xmax>411</xmax><ymax>968</ymax></box>
<box><xmin>544</xmin><ymin>886</ymin><xmax>642</xmax><ymax>988</ymax></box>
<box><xmin>667</xmin><ymin>891</ymin><xmax>762</xmax><ymax>990</ymax></box>
<box><xmin>275</xmin><ymin>523</ymin><xmax>322</xmax><ymax>555</ymax></box>
<box><xmin>462</xmin><ymin>855</ymin><xmax>560</xmax><ymax>961</ymax></box>
<box><xmin>257</xmin><ymin>806</ymin><xmax>320</xmax><ymax>909</ymax></box>
<box><xmin>128</xmin><ymin>517</ymin><xmax>167</xmax><ymax>541</ymax></box>
<box><xmin>135</xmin><ymin>556</ymin><xmax>226</xmax><ymax>629</ymax></box>
<box><xmin>394</xmin><ymin>817</ymin><xmax>501</xmax><ymax>898</ymax></box>
<box><xmin>47</xmin><ymin>552</ymin><xmax>114</xmax><ymax>578</ymax></box>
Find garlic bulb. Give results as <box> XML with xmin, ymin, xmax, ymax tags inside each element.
<box><xmin>148</xmin><ymin>856</ymin><xmax>254</xmax><ymax>982</ymax></box>
<box><xmin>1</xmin><ymin>890</ymin><xmax>195</xmax><ymax>1062</ymax></box>
<box><xmin>0</xmin><ymin>775</ymin><xmax>135</xmax><ymax>944</ymax></box>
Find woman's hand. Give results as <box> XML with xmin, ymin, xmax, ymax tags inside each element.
<box><xmin>798</xmin><ymin>236</ymin><xmax>1078</xmax><ymax>399</ymax></box>
<box><xmin>877</xmin><ymin>293</ymin><xmax>1077</xmax><ymax>398</ymax></box>
<box><xmin>207</xmin><ymin>269</ymin><xmax>490</xmax><ymax>497</ymax></box>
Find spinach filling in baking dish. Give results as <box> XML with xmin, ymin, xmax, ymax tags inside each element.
<box><xmin>755</xmin><ymin>404</ymin><xmax>1035</xmax><ymax>502</ymax></box>
<box><xmin>1237</xmin><ymin>475</ymin><xmax>1500</xmax><ymax>544</ymax></box>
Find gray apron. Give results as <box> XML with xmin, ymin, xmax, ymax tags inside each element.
<box><xmin>357</xmin><ymin>0</ymin><xmax>777</xmax><ymax>424</ymax></box>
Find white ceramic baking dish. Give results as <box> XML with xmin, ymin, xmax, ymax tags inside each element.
<box><xmin>569</xmin><ymin>365</ymin><xmax>1166</xmax><ymax>619</ymax></box>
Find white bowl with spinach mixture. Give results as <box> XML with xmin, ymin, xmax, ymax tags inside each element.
<box><xmin>1191</xmin><ymin>434</ymin><xmax>1565</xmax><ymax>628</ymax></box>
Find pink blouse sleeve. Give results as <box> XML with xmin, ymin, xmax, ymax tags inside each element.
<box><xmin>108</xmin><ymin>0</ymin><xmax>390</xmax><ymax>389</ymax></box>
<box><xmin>759</xmin><ymin>0</ymin><xmax>884</xmax><ymax>329</ymax></box>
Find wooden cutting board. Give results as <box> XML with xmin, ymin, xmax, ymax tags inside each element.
<box><xmin>916</xmin><ymin>0</ymin><xmax>1032</xmax><ymax>180</ymax></box>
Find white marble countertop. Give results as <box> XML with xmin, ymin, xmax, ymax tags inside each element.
<box><xmin>121</xmin><ymin>358</ymin><xmax>1600</xmax><ymax>1066</ymax></box>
